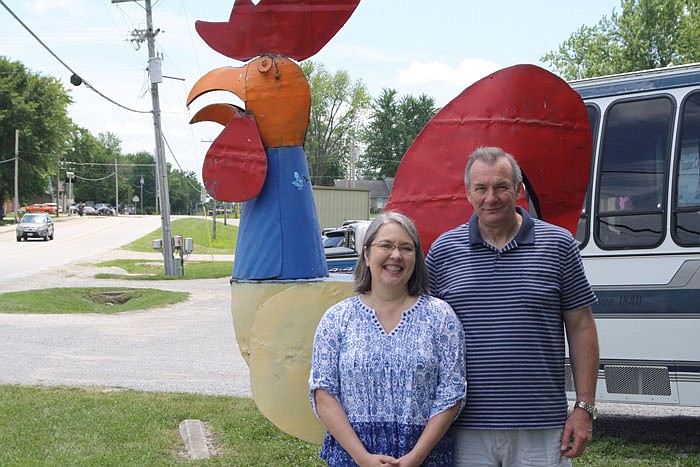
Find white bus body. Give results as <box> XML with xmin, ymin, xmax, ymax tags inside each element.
<box><xmin>565</xmin><ymin>64</ymin><xmax>700</xmax><ymax>406</ymax></box>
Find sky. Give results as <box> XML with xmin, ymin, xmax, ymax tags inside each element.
<box><xmin>0</xmin><ymin>0</ymin><xmax>621</xmax><ymax>181</ymax></box>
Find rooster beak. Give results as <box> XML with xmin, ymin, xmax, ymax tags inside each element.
<box><xmin>187</xmin><ymin>65</ymin><xmax>248</xmax><ymax>106</ymax></box>
<box><xmin>187</xmin><ymin>55</ymin><xmax>310</xmax><ymax>147</ymax></box>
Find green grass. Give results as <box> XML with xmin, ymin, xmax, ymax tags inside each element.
<box><xmin>122</xmin><ymin>217</ymin><xmax>237</xmax><ymax>255</ymax></box>
<box><xmin>578</xmin><ymin>415</ymin><xmax>700</xmax><ymax>466</ymax></box>
<box><xmin>0</xmin><ymin>287</ymin><xmax>189</xmax><ymax>314</ymax></box>
<box><xmin>0</xmin><ymin>385</ymin><xmax>324</xmax><ymax>467</ymax></box>
<box><xmin>93</xmin><ymin>259</ymin><xmax>233</xmax><ymax>280</ymax></box>
<box><xmin>0</xmin><ymin>385</ymin><xmax>697</xmax><ymax>466</ymax></box>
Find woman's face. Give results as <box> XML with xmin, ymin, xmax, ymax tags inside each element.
<box><xmin>364</xmin><ymin>221</ymin><xmax>416</xmax><ymax>291</ymax></box>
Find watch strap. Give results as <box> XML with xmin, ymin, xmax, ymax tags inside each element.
<box><xmin>574</xmin><ymin>400</ymin><xmax>597</xmax><ymax>420</ymax></box>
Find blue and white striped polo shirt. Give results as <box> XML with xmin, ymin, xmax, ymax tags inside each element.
<box><xmin>426</xmin><ymin>208</ymin><xmax>597</xmax><ymax>429</ymax></box>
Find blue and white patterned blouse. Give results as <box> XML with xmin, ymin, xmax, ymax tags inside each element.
<box><xmin>309</xmin><ymin>294</ymin><xmax>466</xmax><ymax>466</ymax></box>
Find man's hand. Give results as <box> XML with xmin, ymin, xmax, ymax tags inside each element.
<box><xmin>561</xmin><ymin>408</ymin><xmax>593</xmax><ymax>458</ymax></box>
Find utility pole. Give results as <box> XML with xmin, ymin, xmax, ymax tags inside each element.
<box><xmin>56</xmin><ymin>155</ymin><xmax>60</xmax><ymax>216</ymax></box>
<box><xmin>114</xmin><ymin>158</ymin><xmax>119</xmax><ymax>215</ymax></box>
<box><xmin>14</xmin><ymin>129</ymin><xmax>19</xmax><ymax>222</ymax></box>
<box><xmin>211</xmin><ymin>200</ymin><xmax>217</xmax><ymax>239</ymax></box>
<box><xmin>66</xmin><ymin>171</ymin><xmax>74</xmax><ymax>209</ymax></box>
<box><xmin>348</xmin><ymin>138</ymin><xmax>357</xmax><ymax>189</ymax></box>
<box><xmin>112</xmin><ymin>0</ymin><xmax>176</xmax><ymax>275</ymax></box>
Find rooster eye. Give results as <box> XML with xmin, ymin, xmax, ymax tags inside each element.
<box><xmin>258</xmin><ymin>57</ymin><xmax>273</xmax><ymax>73</ymax></box>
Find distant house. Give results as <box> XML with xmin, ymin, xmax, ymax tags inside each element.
<box><xmin>334</xmin><ymin>178</ymin><xmax>394</xmax><ymax>213</ymax></box>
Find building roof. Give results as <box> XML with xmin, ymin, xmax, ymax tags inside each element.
<box><xmin>334</xmin><ymin>178</ymin><xmax>394</xmax><ymax>198</ymax></box>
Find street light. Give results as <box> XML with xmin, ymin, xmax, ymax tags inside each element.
<box><xmin>140</xmin><ymin>175</ymin><xmax>144</xmax><ymax>214</ymax></box>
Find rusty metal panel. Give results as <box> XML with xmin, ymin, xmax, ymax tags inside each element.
<box><xmin>197</xmin><ymin>108</ymin><xmax>267</xmax><ymax>202</ymax></box>
<box><xmin>188</xmin><ymin>57</ymin><xmax>310</xmax><ymax>148</ymax></box>
<box><xmin>195</xmin><ymin>0</ymin><xmax>361</xmax><ymax>61</ymax></box>
<box><xmin>387</xmin><ymin>64</ymin><xmax>592</xmax><ymax>254</ymax></box>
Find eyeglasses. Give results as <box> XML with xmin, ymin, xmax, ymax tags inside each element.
<box><xmin>370</xmin><ymin>241</ymin><xmax>416</xmax><ymax>255</ymax></box>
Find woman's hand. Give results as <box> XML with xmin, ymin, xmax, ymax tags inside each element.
<box><xmin>357</xmin><ymin>453</ymin><xmax>399</xmax><ymax>466</ymax></box>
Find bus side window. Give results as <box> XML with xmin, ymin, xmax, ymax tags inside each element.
<box><xmin>673</xmin><ymin>91</ymin><xmax>700</xmax><ymax>246</ymax></box>
<box><xmin>595</xmin><ymin>97</ymin><xmax>673</xmax><ymax>249</ymax></box>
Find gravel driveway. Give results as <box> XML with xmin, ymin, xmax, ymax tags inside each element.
<box><xmin>0</xmin><ymin>247</ymin><xmax>698</xmax><ymax>447</ymax></box>
<box><xmin>0</xmin><ymin>249</ymin><xmax>251</xmax><ymax>397</ymax></box>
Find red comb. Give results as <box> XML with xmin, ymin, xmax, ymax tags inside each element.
<box><xmin>196</xmin><ymin>0</ymin><xmax>361</xmax><ymax>61</ymax></box>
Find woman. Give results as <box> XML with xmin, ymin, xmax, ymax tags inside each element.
<box><xmin>309</xmin><ymin>212</ymin><xmax>466</xmax><ymax>466</ymax></box>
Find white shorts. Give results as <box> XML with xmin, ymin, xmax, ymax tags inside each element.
<box><xmin>453</xmin><ymin>428</ymin><xmax>572</xmax><ymax>467</ymax></box>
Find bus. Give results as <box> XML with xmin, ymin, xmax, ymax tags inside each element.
<box><xmin>566</xmin><ymin>63</ymin><xmax>700</xmax><ymax>407</ymax></box>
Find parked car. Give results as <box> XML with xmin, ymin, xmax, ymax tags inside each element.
<box><xmin>16</xmin><ymin>212</ymin><xmax>54</xmax><ymax>241</ymax></box>
<box><xmin>322</xmin><ymin>228</ymin><xmax>347</xmax><ymax>248</ymax></box>
<box><xmin>82</xmin><ymin>206</ymin><xmax>97</xmax><ymax>216</ymax></box>
<box><xmin>95</xmin><ymin>203</ymin><xmax>115</xmax><ymax>216</ymax></box>
<box><xmin>44</xmin><ymin>202</ymin><xmax>59</xmax><ymax>214</ymax></box>
<box><xmin>120</xmin><ymin>204</ymin><xmax>136</xmax><ymax>215</ymax></box>
<box><xmin>20</xmin><ymin>203</ymin><xmax>56</xmax><ymax>215</ymax></box>
<box><xmin>324</xmin><ymin>221</ymin><xmax>371</xmax><ymax>274</ymax></box>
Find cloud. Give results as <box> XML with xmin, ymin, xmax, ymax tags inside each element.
<box><xmin>332</xmin><ymin>44</ymin><xmax>405</xmax><ymax>64</ymax></box>
<box><xmin>397</xmin><ymin>58</ymin><xmax>501</xmax><ymax>88</ymax></box>
<box><xmin>30</xmin><ymin>0</ymin><xmax>81</xmax><ymax>13</ymax></box>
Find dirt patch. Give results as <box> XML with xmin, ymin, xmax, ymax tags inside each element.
<box><xmin>84</xmin><ymin>290</ymin><xmax>141</xmax><ymax>305</ymax></box>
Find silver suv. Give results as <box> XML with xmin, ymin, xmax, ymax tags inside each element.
<box><xmin>16</xmin><ymin>212</ymin><xmax>54</xmax><ymax>241</ymax></box>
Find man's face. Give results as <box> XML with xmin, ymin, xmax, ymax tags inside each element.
<box><xmin>466</xmin><ymin>158</ymin><xmax>520</xmax><ymax>228</ymax></box>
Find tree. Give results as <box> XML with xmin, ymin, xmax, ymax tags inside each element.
<box><xmin>360</xmin><ymin>89</ymin><xmax>400</xmax><ymax>179</ymax></box>
<box><xmin>123</xmin><ymin>151</ymin><xmax>157</xmax><ymax>214</ymax></box>
<box><xmin>301</xmin><ymin>61</ymin><xmax>370</xmax><ymax>186</ymax></box>
<box><xmin>63</xmin><ymin>126</ymin><xmax>103</xmax><ymax>204</ymax></box>
<box><xmin>167</xmin><ymin>168</ymin><xmax>202</xmax><ymax>215</ymax></box>
<box><xmin>0</xmin><ymin>57</ymin><xmax>72</xmax><ymax>210</ymax></box>
<box><xmin>63</xmin><ymin>128</ymin><xmax>122</xmax><ymax>206</ymax></box>
<box><xmin>542</xmin><ymin>0</ymin><xmax>700</xmax><ymax>80</ymax></box>
<box><xmin>360</xmin><ymin>90</ymin><xmax>438</xmax><ymax>178</ymax></box>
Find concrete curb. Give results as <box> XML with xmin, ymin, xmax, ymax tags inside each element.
<box><xmin>179</xmin><ymin>419</ymin><xmax>211</xmax><ymax>460</ymax></box>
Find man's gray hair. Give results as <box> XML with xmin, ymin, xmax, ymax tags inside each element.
<box><xmin>464</xmin><ymin>146</ymin><xmax>522</xmax><ymax>190</ymax></box>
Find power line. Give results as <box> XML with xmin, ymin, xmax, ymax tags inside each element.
<box><xmin>73</xmin><ymin>172</ymin><xmax>115</xmax><ymax>182</ymax></box>
<box><xmin>61</xmin><ymin>161</ymin><xmax>156</xmax><ymax>167</ymax></box>
<box><xmin>0</xmin><ymin>0</ymin><xmax>151</xmax><ymax>115</ymax></box>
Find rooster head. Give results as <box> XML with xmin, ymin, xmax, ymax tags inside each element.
<box><xmin>188</xmin><ymin>55</ymin><xmax>310</xmax><ymax>147</ymax></box>
<box><xmin>187</xmin><ymin>55</ymin><xmax>310</xmax><ymax>201</ymax></box>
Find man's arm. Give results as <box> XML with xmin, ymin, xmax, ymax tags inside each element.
<box><xmin>561</xmin><ymin>306</ymin><xmax>599</xmax><ymax>458</ymax></box>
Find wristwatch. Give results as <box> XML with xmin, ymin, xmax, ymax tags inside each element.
<box><xmin>574</xmin><ymin>400</ymin><xmax>598</xmax><ymax>420</ymax></box>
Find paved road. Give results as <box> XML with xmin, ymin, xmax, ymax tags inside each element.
<box><xmin>0</xmin><ymin>215</ymin><xmax>251</xmax><ymax>397</ymax></box>
<box><xmin>1</xmin><ymin>214</ymin><xmax>164</xmax><ymax>284</ymax></box>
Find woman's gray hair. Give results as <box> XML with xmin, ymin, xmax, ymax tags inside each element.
<box><xmin>353</xmin><ymin>211</ymin><xmax>430</xmax><ymax>296</ymax></box>
<box><xmin>464</xmin><ymin>146</ymin><xmax>522</xmax><ymax>190</ymax></box>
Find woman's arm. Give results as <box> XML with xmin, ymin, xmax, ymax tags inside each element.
<box><xmin>314</xmin><ymin>389</ymin><xmax>399</xmax><ymax>466</ymax></box>
<box><xmin>398</xmin><ymin>402</ymin><xmax>461</xmax><ymax>466</ymax></box>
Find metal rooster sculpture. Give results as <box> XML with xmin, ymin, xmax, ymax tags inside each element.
<box><xmin>188</xmin><ymin>0</ymin><xmax>360</xmax><ymax>280</ymax></box>
<box><xmin>187</xmin><ymin>0</ymin><xmax>362</xmax><ymax>444</ymax></box>
<box><xmin>187</xmin><ymin>0</ymin><xmax>592</xmax><ymax>445</ymax></box>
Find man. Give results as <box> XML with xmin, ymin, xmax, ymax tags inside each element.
<box><xmin>426</xmin><ymin>146</ymin><xmax>600</xmax><ymax>466</ymax></box>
